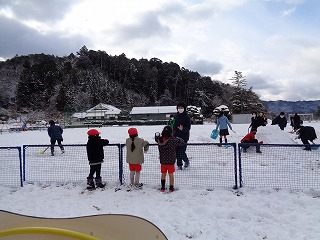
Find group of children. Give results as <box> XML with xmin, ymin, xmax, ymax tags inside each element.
<box><xmin>85</xmin><ymin>125</ymin><xmax>184</xmax><ymax>192</ymax></box>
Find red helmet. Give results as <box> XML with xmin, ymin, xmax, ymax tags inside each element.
<box><xmin>87</xmin><ymin>129</ymin><xmax>100</xmax><ymax>136</ymax></box>
<box><xmin>128</xmin><ymin>127</ymin><xmax>138</xmax><ymax>136</ymax></box>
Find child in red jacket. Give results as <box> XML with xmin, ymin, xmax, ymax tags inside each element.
<box><xmin>240</xmin><ymin>128</ymin><xmax>262</xmax><ymax>153</ymax></box>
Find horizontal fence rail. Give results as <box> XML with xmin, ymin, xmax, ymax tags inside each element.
<box><xmin>0</xmin><ymin>147</ymin><xmax>22</xmax><ymax>187</ymax></box>
<box><xmin>238</xmin><ymin>143</ymin><xmax>320</xmax><ymax>190</ymax></box>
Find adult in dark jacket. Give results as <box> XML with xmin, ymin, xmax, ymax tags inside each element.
<box><xmin>86</xmin><ymin>128</ymin><xmax>109</xmax><ymax>189</ymax></box>
<box><xmin>272</xmin><ymin>112</ymin><xmax>287</xmax><ymax>130</ymax></box>
<box><xmin>47</xmin><ymin>120</ymin><xmax>64</xmax><ymax>156</ymax></box>
<box><xmin>296</xmin><ymin>126</ymin><xmax>317</xmax><ymax>151</ymax></box>
<box><xmin>173</xmin><ymin>102</ymin><xmax>191</xmax><ymax>170</ymax></box>
<box><xmin>249</xmin><ymin>112</ymin><xmax>260</xmax><ymax>130</ymax></box>
<box><xmin>292</xmin><ymin>113</ymin><xmax>301</xmax><ymax>131</ymax></box>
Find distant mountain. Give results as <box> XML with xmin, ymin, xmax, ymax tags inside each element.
<box><xmin>262</xmin><ymin>100</ymin><xmax>320</xmax><ymax>115</ymax></box>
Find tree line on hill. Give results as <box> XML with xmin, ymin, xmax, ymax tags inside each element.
<box><xmin>0</xmin><ymin>46</ymin><xmax>266</xmax><ymax>121</ymax></box>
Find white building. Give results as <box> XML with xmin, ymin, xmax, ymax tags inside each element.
<box><xmin>71</xmin><ymin>103</ymin><xmax>122</xmax><ymax>123</ymax></box>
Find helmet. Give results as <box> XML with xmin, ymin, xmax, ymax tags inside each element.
<box><xmin>87</xmin><ymin>129</ymin><xmax>100</xmax><ymax>136</ymax></box>
<box><xmin>128</xmin><ymin>127</ymin><xmax>138</xmax><ymax>136</ymax></box>
<box><xmin>162</xmin><ymin>125</ymin><xmax>172</xmax><ymax>138</ymax></box>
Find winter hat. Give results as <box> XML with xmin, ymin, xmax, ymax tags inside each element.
<box><xmin>128</xmin><ymin>127</ymin><xmax>138</xmax><ymax>136</ymax></box>
<box><xmin>162</xmin><ymin>126</ymin><xmax>173</xmax><ymax>138</ymax></box>
<box><xmin>49</xmin><ymin>120</ymin><xmax>55</xmax><ymax>125</ymax></box>
<box><xmin>87</xmin><ymin>129</ymin><xmax>100</xmax><ymax>136</ymax></box>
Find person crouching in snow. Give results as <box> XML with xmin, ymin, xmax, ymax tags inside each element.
<box><xmin>156</xmin><ymin>126</ymin><xmax>184</xmax><ymax>192</ymax></box>
<box><xmin>86</xmin><ymin>129</ymin><xmax>109</xmax><ymax>190</ymax></box>
<box><xmin>296</xmin><ymin>126</ymin><xmax>317</xmax><ymax>151</ymax></box>
<box><xmin>240</xmin><ymin>128</ymin><xmax>262</xmax><ymax>153</ymax></box>
<box><xmin>126</xmin><ymin>127</ymin><xmax>149</xmax><ymax>190</ymax></box>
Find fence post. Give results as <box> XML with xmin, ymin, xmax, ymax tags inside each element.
<box><xmin>18</xmin><ymin>147</ymin><xmax>23</xmax><ymax>187</ymax></box>
<box><xmin>232</xmin><ymin>143</ymin><xmax>238</xmax><ymax>189</ymax></box>
<box><xmin>238</xmin><ymin>144</ymin><xmax>243</xmax><ymax>188</ymax></box>
<box><xmin>119</xmin><ymin>144</ymin><xmax>124</xmax><ymax>185</ymax></box>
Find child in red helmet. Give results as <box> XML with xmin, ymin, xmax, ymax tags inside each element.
<box><xmin>86</xmin><ymin>129</ymin><xmax>109</xmax><ymax>190</ymax></box>
<box><xmin>125</xmin><ymin>127</ymin><xmax>149</xmax><ymax>190</ymax></box>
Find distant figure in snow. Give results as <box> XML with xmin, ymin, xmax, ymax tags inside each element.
<box><xmin>240</xmin><ymin>128</ymin><xmax>263</xmax><ymax>153</ymax></box>
<box><xmin>215</xmin><ymin>111</ymin><xmax>234</xmax><ymax>145</ymax></box>
<box><xmin>47</xmin><ymin>120</ymin><xmax>64</xmax><ymax>156</ymax></box>
<box><xmin>272</xmin><ymin>112</ymin><xmax>287</xmax><ymax>130</ymax></box>
<box><xmin>292</xmin><ymin>113</ymin><xmax>301</xmax><ymax>131</ymax></box>
<box><xmin>249</xmin><ymin>111</ymin><xmax>260</xmax><ymax>131</ymax></box>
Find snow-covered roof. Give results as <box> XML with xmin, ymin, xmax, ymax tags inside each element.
<box><xmin>86</xmin><ymin>103</ymin><xmax>121</xmax><ymax>115</ymax></box>
<box><xmin>130</xmin><ymin>106</ymin><xmax>177</xmax><ymax>114</ymax></box>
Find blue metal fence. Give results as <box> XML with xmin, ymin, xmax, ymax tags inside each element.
<box><xmin>1</xmin><ymin>143</ymin><xmax>320</xmax><ymax>190</ymax></box>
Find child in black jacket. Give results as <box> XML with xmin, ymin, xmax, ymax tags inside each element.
<box><xmin>86</xmin><ymin>129</ymin><xmax>109</xmax><ymax>189</ymax></box>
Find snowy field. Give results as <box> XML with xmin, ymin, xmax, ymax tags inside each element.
<box><xmin>1</xmin><ymin>122</ymin><xmax>320</xmax><ymax>239</ymax></box>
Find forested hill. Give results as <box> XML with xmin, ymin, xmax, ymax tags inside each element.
<box><xmin>0</xmin><ymin>46</ymin><xmax>264</xmax><ymax>120</ymax></box>
<box><xmin>262</xmin><ymin>100</ymin><xmax>320</xmax><ymax>116</ymax></box>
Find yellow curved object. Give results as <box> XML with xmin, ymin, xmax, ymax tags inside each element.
<box><xmin>0</xmin><ymin>227</ymin><xmax>102</xmax><ymax>240</ymax></box>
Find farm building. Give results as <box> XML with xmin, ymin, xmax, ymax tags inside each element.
<box><xmin>130</xmin><ymin>106</ymin><xmax>177</xmax><ymax>121</ymax></box>
<box><xmin>71</xmin><ymin>103</ymin><xmax>121</xmax><ymax>123</ymax></box>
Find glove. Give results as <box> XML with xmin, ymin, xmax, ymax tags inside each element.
<box><xmin>155</xmin><ymin>132</ymin><xmax>161</xmax><ymax>143</ymax></box>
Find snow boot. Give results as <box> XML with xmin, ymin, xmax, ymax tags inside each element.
<box><xmin>87</xmin><ymin>177</ymin><xmax>95</xmax><ymax>190</ymax></box>
<box><xmin>95</xmin><ymin>178</ymin><xmax>106</xmax><ymax>188</ymax></box>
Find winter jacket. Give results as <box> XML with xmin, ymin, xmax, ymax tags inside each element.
<box><xmin>250</xmin><ymin>116</ymin><xmax>260</xmax><ymax>129</ymax></box>
<box><xmin>216</xmin><ymin>115</ymin><xmax>232</xmax><ymax>131</ymax></box>
<box><xmin>86</xmin><ymin>136</ymin><xmax>109</xmax><ymax>165</ymax></box>
<box><xmin>126</xmin><ymin>137</ymin><xmax>149</xmax><ymax>164</ymax></box>
<box><xmin>157</xmin><ymin>136</ymin><xmax>184</xmax><ymax>165</ymax></box>
<box><xmin>48</xmin><ymin>124</ymin><xmax>63</xmax><ymax>141</ymax></box>
<box><xmin>272</xmin><ymin>116</ymin><xmax>287</xmax><ymax>129</ymax></box>
<box><xmin>241</xmin><ymin>133</ymin><xmax>256</xmax><ymax>143</ymax></box>
<box><xmin>297</xmin><ymin>126</ymin><xmax>317</xmax><ymax>141</ymax></box>
<box><xmin>173</xmin><ymin>112</ymin><xmax>191</xmax><ymax>142</ymax></box>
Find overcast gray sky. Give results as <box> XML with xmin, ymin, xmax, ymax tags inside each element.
<box><xmin>1</xmin><ymin>0</ymin><xmax>319</xmax><ymax>101</ymax></box>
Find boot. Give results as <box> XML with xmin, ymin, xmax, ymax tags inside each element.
<box><xmin>87</xmin><ymin>177</ymin><xmax>95</xmax><ymax>190</ymax></box>
<box><xmin>95</xmin><ymin>177</ymin><xmax>106</xmax><ymax>188</ymax></box>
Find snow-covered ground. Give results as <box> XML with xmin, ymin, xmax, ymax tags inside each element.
<box><xmin>1</xmin><ymin>122</ymin><xmax>320</xmax><ymax>239</ymax></box>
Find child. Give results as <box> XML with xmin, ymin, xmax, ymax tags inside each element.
<box><xmin>86</xmin><ymin>128</ymin><xmax>109</xmax><ymax>190</ymax></box>
<box><xmin>240</xmin><ymin>128</ymin><xmax>262</xmax><ymax>153</ymax></box>
<box><xmin>168</xmin><ymin>114</ymin><xmax>175</xmax><ymax>129</ymax></box>
<box><xmin>156</xmin><ymin>125</ymin><xmax>184</xmax><ymax>192</ymax></box>
<box><xmin>125</xmin><ymin>127</ymin><xmax>149</xmax><ymax>190</ymax></box>
<box><xmin>215</xmin><ymin>111</ymin><xmax>234</xmax><ymax>145</ymax></box>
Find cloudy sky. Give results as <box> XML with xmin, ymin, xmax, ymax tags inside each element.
<box><xmin>0</xmin><ymin>0</ymin><xmax>319</xmax><ymax>101</ymax></box>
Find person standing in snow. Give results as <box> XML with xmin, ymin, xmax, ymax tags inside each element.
<box><xmin>156</xmin><ymin>125</ymin><xmax>184</xmax><ymax>192</ymax></box>
<box><xmin>47</xmin><ymin>120</ymin><xmax>64</xmax><ymax>156</ymax></box>
<box><xmin>292</xmin><ymin>113</ymin><xmax>301</xmax><ymax>131</ymax></box>
<box><xmin>249</xmin><ymin>111</ymin><xmax>260</xmax><ymax>130</ymax></box>
<box><xmin>173</xmin><ymin>102</ymin><xmax>191</xmax><ymax>170</ymax></box>
<box><xmin>86</xmin><ymin>129</ymin><xmax>109</xmax><ymax>190</ymax></box>
<box><xmin>215</xmin><ymin>111</ymin><xmax>234</xmax><ymax>145</ymax></box>
<box><xmin>240</xmin><ymin>128</ymin><xmax>262</xmax><ymax>153</ymax></box>
<box><xmin>272</xmin><ymin>112</ymin><xmax>287</xmax><ymax>130</ymax></box>
<box><xmin>296</xmin><ymin>126</ymin><xmax>317</xmax><ymax>151</ymax></box>
<box><xmin>168</xmin><ymin>114</ymin><xmax>175</xmax><ymax>129</ymax></box>
<box><xmin>125</xmin><ymin>127</ymin><xmax>149</xmax><ymax>190</ymax></box>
